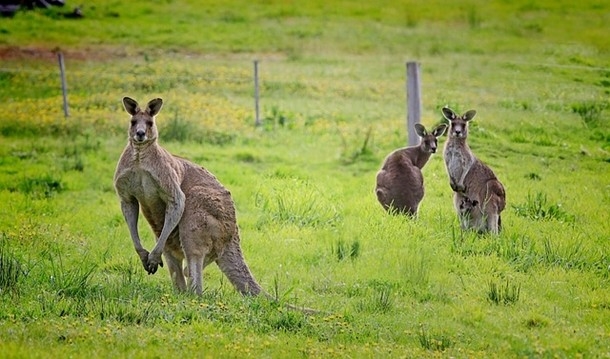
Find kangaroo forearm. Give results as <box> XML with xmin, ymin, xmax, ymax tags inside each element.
<box><xmin>121</xmin><ymin>200</ymin><xmax>147</xmax><ymax>252</ymax></box>
<box><xmin>448</xmin><ymin>170</ymin><xmax>467</xmax><ymax>193</ymax></box>
<box><xmin>150</xmin><ymin>195</ymin><xmax>185</xmax><ymax>255</ymax></box>
<box><xmin>457</xmin><ymin>171</ymin><xmax>469</xmax><ymax>190</ymax></box>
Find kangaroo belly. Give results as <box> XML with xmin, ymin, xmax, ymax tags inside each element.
<box><xmin>140</xmin><ymin>200</ymin><xmax>167</xmax><ymax>234</ymax></box>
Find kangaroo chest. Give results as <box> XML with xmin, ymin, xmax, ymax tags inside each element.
<box><xmin>444</xmin><ymin>143</ymin><xmax>474</xmax><ymax>180</ymax></box>
<box><xmin>117</xmin><ymin>167</ymin><xmax>169</xmax><ymax>224</ymax></box>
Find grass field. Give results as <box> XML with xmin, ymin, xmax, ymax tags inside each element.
<box><xmin>0</xmin><ymin>0</ymin><xmax>609</xmax><ymax>357</ymax></box>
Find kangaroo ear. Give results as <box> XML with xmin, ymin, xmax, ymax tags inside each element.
<box><xmin>463</xmin><ymin>110</ymin><xmax>477</xmax><ymax>121</ymax></box>
<box><xmin>414</xmin><ymin>123</ymin><xmax>427</xmax><ymax>137</ymax></box>
<box><xmin>441</xmin><ymin>107</ymin><xmax>457</xmax><ymax>121</ymax></box>
<box><xmin>146</xmin><ymin>98</ymin><xmax>163</xmax><ymax>117</ymax></box>
<box><xmin>432</xmin><ymin>123</ymin><xmax>448</xmax><ymax>137</ymax></box>
<box><xmin>122</xmin><ymin>97</ymin><xmax>140</xmax><ymax>116</ymax></box>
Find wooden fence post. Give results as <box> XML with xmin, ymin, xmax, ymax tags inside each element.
<box><xmin>57</xmin><ymin>52</ymin><xmax>70</xmax><ymax>118</ymax></box>
<box><xmin>253</xmin><ymin>60</ymin><xmax>261</xmax><ymax>127</ymax></box>
<box><xmin>406</xmin><ymin>61</ymin><xmax>421</xmax><ymax>146</ymax></box>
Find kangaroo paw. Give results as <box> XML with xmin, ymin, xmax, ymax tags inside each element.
<box><xmin>450</xmin><ymin>181</ymin><xmax>459</xmax><ymax>192</ymax></box>
<box><xmin>450</xmin><ymin>182</ymin><xmax>466</xmax><ymax>193</ymax></box>
<box><xmin>146</xmin><ymin>252</ymin><xmax>164</xmax><ymax>275</ymax></box>
<box><xmin>137</xmin><ymin>249</ymin><xmax>150</xmax><ymax>271</ymax></box>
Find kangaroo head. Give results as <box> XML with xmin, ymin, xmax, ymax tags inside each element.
<box><xmin>459</xmin><ymin>197</ymin><xmax>478</xmax><ymax>213</ymax></box>
<box><xmin>441</xmin><ymin>107</ymin><xmax>476</xmax><ymax>139</ymax></box>
<box><xmin>122</xmin><ymin>97</ymin><xmax>163</xmax><ymax>145</ymax></box>
<box><xmin>414</xmin><ymin>123</ymin><xmax>448</xmax><ymax>153</ymax></box>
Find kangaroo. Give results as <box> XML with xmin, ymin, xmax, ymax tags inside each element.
<box><xmin>113</xmin><ymin>98</ymin><xmax>320</xmax><ymax>315</ymax></box>
<box><xmin>375</xmin><ymin>123</ymin><xmax>447</xmax><ymax>216</ymax></box>
<box><xmin>457</xmin><ymin>196</ymin><xmax>483</xmax><ymax>231</ymax></box>
<box><xmin>458</xmin><ymin>195</ymin><xmax>503</xmax><ymax>233</ymax></box>
<box><xmin>442</xmin><ymin>107</ymin><xmax>505</xmax><ymax>233</ymax></box>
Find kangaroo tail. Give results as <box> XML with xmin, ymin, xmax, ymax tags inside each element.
<box><xmin>217</xmin><ymin>237</ymin><xmax>262</xmax><ymax>296</ymax></box>
<box><xmin>261</xmin><ymin>292</ymin><xmax>328</xmax><ymax>315</ymax></box>
<box><xmin>218</xmin><ymin>232</ymin><xmax>327</xmax><ymax>315</ymax></box>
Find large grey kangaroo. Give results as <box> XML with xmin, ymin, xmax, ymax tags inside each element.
<box><xmin>114</xmin><ymin>97</ymin><xmax>267</xmax><ymax>298</ymax></box>
<box><xmin>442</xmin><ymin>107</ymin><xmax>505</xmax><ymax>233</ymax></box>
<box><xmin>375</xmin><ymin>123</ymin><xmax>447</xmax><ymax>216</ymax></box>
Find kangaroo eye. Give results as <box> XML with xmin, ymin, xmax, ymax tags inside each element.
<box><xmin>130</xmin><ymin>120</ymin><xmax>137</xmax><ymax>126</ymax></box>
<box><xmin>146</xmin><ymin>121</ymin><xmax>153</xmax><ymax>127</ymax></box>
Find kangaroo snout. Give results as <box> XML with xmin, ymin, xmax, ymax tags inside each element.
<box><xmin>134</xmin><ymin>129</ymin><xmax>147</xmax><ymax>142</ymax></box>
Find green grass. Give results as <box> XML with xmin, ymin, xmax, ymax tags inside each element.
<box><xmin>0</xmin><ymin>0</ymin><xmax>609</xmax><ymax>357</ymax></box>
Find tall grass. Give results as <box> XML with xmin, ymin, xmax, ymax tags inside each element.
<box><xmin>254</xmin><ymin>177</ymin><xmax>341</xmax><ymax>228</ymax></box>
<box><xmin>0</xmin><ymin>238</ymin><xmax>22</xmax><ymax>295</ymax></box>
<box><xmin>512</xmin><ymin>192</ymin><xmax>574</xmax><ymax>223</ymax></box>
<box><xmin>487</xmin><ymin>279</ymin><xmax>521</xmax><ymax>305</ymax></box>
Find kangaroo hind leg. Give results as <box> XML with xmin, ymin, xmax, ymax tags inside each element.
<box><xmin>486</xmin><ymin>211</ymin><xmax>500</xmax><ymax>234</ymax></box>
<box><xmin>182</xmin><ymin>234</ymin><xmax>214</xmax><ymax>296</ymax></box>
<box><xmin>185</xmin><ymin>255</ymin><xmax>204</xmax><ymax>295</ymax></box>
<box><xmin>163</xmin><ymin>250</ymin><xmax>187</xmax><ymax>292</ymax></box>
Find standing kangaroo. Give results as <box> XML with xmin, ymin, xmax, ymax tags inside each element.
<box><xmin>442</xmin><ymin>107</ymin><xmax>505</xmax><ymax>233</ymax></box>
<box><xmin>114</xmin><ymin>97</ymin><xmax>263</xmax><ymax>296</ymax></box>
<box><xmin>375</xmin><ymin>123</ymin><xmax>447</xmax><ymax>216</ymax></box>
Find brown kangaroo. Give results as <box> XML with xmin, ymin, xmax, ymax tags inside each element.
<box><xmin>114</xmin><ymin>97</ymin><xmax>263</xmax><ymax>297</ymax></box>
<box><xmin>442</xmin><ymin>107</ymin><xmax>505</xmax><ymax>233</ymax></box>
<box><xmin>458</xmin><ymin>195</ymin><xmax>503</xmax><ymax>233</ymax></box>
<box><xmin>457</xmin><ymin>196</ymin><xmax>481</xmax><ymax>231</ymax></box>
<box><xmin>375</xmin><ymin>123</ymin><xmax>447</xmax><ymax>216</ymax></box>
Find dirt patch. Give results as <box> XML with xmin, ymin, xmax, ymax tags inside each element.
<box><xmin>0</xmin><ymin>45</ymin><xmax>285</xmax><ymax>63</ymax></box>
<box><xmin>0</xmin><ymin>45</ymin><xmax>131</xmax><ymax>62</ymax></box>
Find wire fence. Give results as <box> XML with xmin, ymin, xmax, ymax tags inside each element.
<box><xmin>0</xmin><ymin>53</ymin><xmax>430</xmax><ymax>145</ymax></box>
<box><xmin>0</xmin><ymin>52</ymin><xmax>606</xmax><ymax>142</ymax></box>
